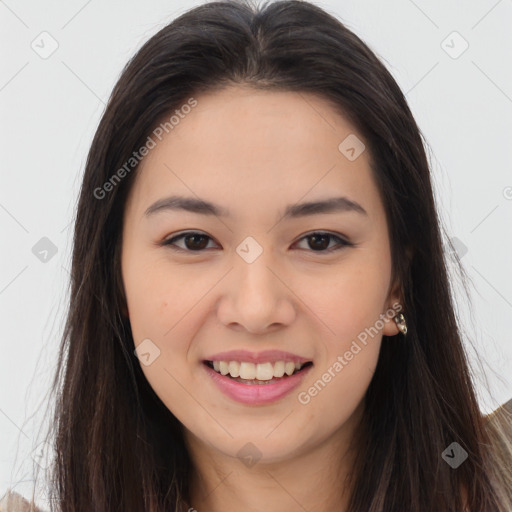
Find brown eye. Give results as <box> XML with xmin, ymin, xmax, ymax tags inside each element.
<box><xmin>163</xmin><ymin>232</ymin><xmax>217</xmax><ymax>252</ymax></box>
<box><xmin>294</xmin><ymin>232</ymin><xmax>352</xmax><ymax>252</ymax></box>
<box><xmin>307</xmin><ymin>233</ymin><xmax>330</xmax><ymax>251</ymax></box>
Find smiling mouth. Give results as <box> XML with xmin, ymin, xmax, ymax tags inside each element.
<box><xmin>203</xmin><ymin>360</ymin><xmax>313</xmax><ymax>384</ymax></box>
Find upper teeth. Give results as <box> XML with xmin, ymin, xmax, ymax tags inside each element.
<box><xmin>212</xmin><ymin>361</ymin><xmax>305</xmax><ymax>380</ymax></box>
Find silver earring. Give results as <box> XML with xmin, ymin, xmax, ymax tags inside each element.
<box><xmin>394</xmin><ymin>313</ymin><xmax>407</xmax><ymax>335</ymax></box>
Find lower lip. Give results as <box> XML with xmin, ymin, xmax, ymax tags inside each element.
<box><xmin>203</xmin><ymin>362</ymin><xmax>313</xmax><ymax>405</ymax></box>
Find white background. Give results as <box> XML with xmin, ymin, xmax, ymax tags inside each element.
<box><xmin>1</xmin><ymin>0</ymin><xmax>511</xmax><ymax>506</ymax></box>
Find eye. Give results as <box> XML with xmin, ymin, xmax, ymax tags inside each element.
<box><xmin>162</xmin><ymin>230</ymin><xmax>353</xmax><ymax>253</ymax></box>
<box><xmin>293</xmin><ymin>231</ymin><xmax>353</xmax><ymax>252</ymax></box>
<box><xmin>162</xmin><ymin>231</ymin><xmax>219</xmax><ymax>252</ymax></box>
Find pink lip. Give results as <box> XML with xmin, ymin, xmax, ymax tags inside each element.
<box><xmin>204</xmin><ymin>349</ymin><xmax>312</xmax><ymax>365</ymax></box>
<box><xmin>202</xmin><ymin>362</ymin><xmax>313</xmax><ymax>405</ymax></box>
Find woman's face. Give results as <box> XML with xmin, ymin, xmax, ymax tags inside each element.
<box><xmin>121</xmin><ymin>86</ymin><xmax>401</xmax><ymax>465</ymax></box>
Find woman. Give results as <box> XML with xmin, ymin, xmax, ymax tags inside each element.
<box><xmin>7</xmin><ymin>0</ymin><xmax>512</xmax><ymax>510</ymax></box>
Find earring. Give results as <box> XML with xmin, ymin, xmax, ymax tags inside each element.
<box><xmin>394</xmin><ymin>313</ymin><xmax>407</xmax><ymax>335</ymax></box>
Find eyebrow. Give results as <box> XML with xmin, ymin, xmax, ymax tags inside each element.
<box><xmin>144</xmin><ymin>195</ymin><xmax>368</xmax><ymax>219</ymax></box>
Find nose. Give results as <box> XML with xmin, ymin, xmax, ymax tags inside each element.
<box><xmin>216</xmin><ymin>250</ymin><xmax>296</xmax><ymax>334</ymax></box>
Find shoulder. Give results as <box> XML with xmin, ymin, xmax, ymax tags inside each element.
<box><xmin>484</xmin><ymin>397</ymin><xmax>512</xmax><ymax>438</ymax></box>
<box><xmin>0</xmin><ymin>489</ymin><xmax>47</xmax><ymax>512</ymax></box>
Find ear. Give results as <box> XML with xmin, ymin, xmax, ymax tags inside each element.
<box><xmin>383</xmin><ymin>246</ymin><xmax>413</xmax><ymax>336</ymax></box>
<box><xmin>382</xmin><ymin>274</ymin><xmax>403</xmax><ymax>337</ymax></box>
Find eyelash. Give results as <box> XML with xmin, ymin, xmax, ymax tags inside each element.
<box><xmin>161</xmin><ymin>231</ymin><xmax>354</xmax><ymax>254</ymax></box>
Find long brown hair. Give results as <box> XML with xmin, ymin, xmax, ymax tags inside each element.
<box><xmin>28</xmin><ymin>1</ymin><xmax>512</xmax><ymax>510</ymax></box>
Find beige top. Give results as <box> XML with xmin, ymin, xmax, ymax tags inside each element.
<box><xmin>0</xmin><ymin>489</ymin><xmax>46</xmax><ymax>512</ymax></box>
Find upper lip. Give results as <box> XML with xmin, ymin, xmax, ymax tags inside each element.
<box><xmin>204</xmin><ymin>350</ymin><xmax>312</xmax><ymax>365</ymax></box>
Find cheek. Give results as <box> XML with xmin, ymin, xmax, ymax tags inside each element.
<box><xmin>295</xmin><ymin>261</ymin><xmax>387</xmax><ymax>410</ymax></box>
<box><xmin>304</xmin><ymin>261</ymin><xmax>389</xmax><ymax>348</ymax></box>
<box><xmin>302</xmin><ymin>258</ymin><xmax>388</xmax><ymax>424</ymax></box>
<box><xmin>122</xmin><ymin>252</ymin><xmax>216</xmax><ymax>369</ymax></box>
<box><xmin>122</xmin><ymin>255</ymin><xmax>203</xmax><ymax>416</ymax></box>
<box><xmin>123</xmin><ymin>254</ymin><xmax>198</xmax><ymax>340</ymax></box>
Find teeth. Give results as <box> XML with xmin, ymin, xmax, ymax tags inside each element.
<box><xmin>256</xmin><ymin>362</ymin><xmax>274</xmax><ymax>380</ymax></box>
<box><xmin>219</xmin><ymin>361</ymin><xmax>229</xmax><ymax>376</ymax></box>
<box><xmin>228</xmin><ymin>361</ymin><xmax>240</xmax><ymax>378</ymax></box>
<box><xmin>239</xmin><ymin>362</ymin><xmax>256</xmax><ymax>379</ymax></box>
<box><xmin>209</xmin><ymin>360</ymin><xmax>308</xmax><ymax>380</ymax></box>
<box><xmin>285</xmin><ymin>361</ymin><xmax>295</xmax><ymax>376</ymax></box>
<box><xmin>274</xmin><ymin>361</ymin><xmax>285</xmax><ymax>377</ymax></box>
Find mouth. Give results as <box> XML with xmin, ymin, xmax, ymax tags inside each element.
<box><xmin>203</xmin><ymin>360</ymin><xmax>314</xmax><ymax>385</ymax></box>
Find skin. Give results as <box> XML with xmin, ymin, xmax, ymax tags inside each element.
<box><xmin>121</xmin><ymin>86</ymin><xmax>402</xmax><ymax>512</ymax></box>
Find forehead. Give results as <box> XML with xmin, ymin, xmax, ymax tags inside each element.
<box><xmin>126</xmin><ymin>86</ymin><xmax>383</xmax><ymax>223</ymax></box>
